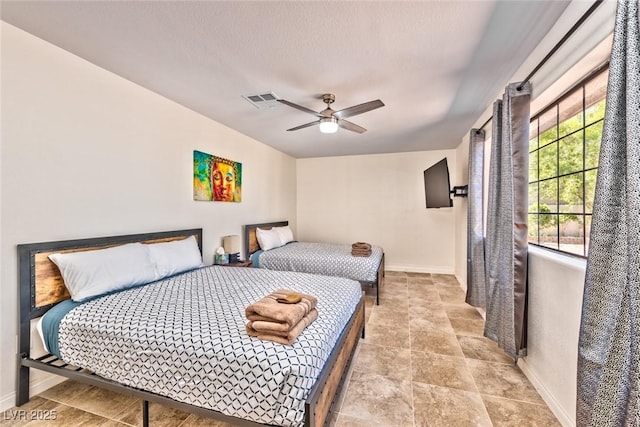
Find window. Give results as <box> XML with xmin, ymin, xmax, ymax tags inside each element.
<box><xmin>528</xmin><ymin>65</ymin><xmax>608</xmax><ymax>257</ymax></box>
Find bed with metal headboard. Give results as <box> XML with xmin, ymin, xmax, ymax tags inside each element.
<box><xmin>244</xmin><ymin>221</ymin><xmax>385</xmax><ymax>304</ymax></box>
<box><xmin>17</xmin><ymin>228</ymin><xmax>364</xmax><ymax>427</ymax></box>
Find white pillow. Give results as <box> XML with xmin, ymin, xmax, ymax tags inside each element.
<box><xmin>49</xmin><ymin>243</ymin><xmax>157</xmax><ymax>302</ymax></box>
<box><xmin>274</xmin><ymin>225</ymin><xmax>294</xmax><ymax>244</ymax></box>
<box><xmin>147</xmin><ymin>235</ymin><xmax>203</xmax><ymax>278</ymax></box>
<box><xmin>256</xmin><ymin>227</ymin><xmax>283</xmax><ymax>251</ymax></box>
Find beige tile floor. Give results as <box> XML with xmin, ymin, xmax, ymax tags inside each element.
<box><xmin>2</xmin><ymin>272</ymin><xmax>560</xmax><ymax>426</ymax></box>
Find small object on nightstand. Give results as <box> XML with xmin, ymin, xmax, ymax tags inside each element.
<box><xmin>223</xmin><ymin>235</ymin><xmax>241</xmax><ymax>263</ymax></box>
<box><xmin>214</xmin><ymin>247</ymin><xmax>229</xmax><ymax>265</ymax></box>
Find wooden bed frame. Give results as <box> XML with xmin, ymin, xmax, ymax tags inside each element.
<box><xmin>244</xmin><ymin>221</ymin><xmax>385</xmax><ymax>305</ymax></box>
<box><xmin>17</xmin><ymin>228</ymin><xmax>365</xmax><ymax>427</ymax></box>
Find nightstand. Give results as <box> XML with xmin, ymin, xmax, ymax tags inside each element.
<box><xmin>222</xmin><ymin>260</ymin><xmax>253</xmax><ymax>268</ymax></box>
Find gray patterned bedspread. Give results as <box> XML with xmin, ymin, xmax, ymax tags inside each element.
<box><xmin>55</xmin><ymin>266</ymin><xmax>362</xmax><ymax>427</ymax></box>
<box><xmin>257</xmin><ymin>242</ymin><xmax>383</xmax><ymax>282</ymax></box>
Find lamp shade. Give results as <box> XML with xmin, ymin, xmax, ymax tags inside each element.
<box><xmin>223</xmin><ymin>235</ymin><xmax>241</xmax><ymax>254</ymax></box>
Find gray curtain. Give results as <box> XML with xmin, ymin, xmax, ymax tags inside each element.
<box><xmin>466</xmin><ymin>128</ymin><xmax>486</xmax><ymax>308</ymax></box>
<box><xmin>577</xmin><ymin>0</ymin><xmax>640</xmax><ymax>425</ymax></box>
<box><xmin>484</xmin><ymin>82</ymin><xmax>531</xmax><ymax>360</ymax></box>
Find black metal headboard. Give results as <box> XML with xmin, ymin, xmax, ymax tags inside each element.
<box><xmin>243</xmin><ymin>221</ymin><xmax>288</xmax><ymax>260</ymax></box>
<box><xmin>16</xmin><ymin>228</ymin><xmax>203</xmax><ymax>406</ymax></box>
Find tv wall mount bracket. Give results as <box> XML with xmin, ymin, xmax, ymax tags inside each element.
<box><xmin>450</xmin><ymin>185</ymin><xmax>468</xmax><ymax>197</ymax></box>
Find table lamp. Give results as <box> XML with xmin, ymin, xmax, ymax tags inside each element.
<box><xmin>223</xmin><ymin>235</ymin><xmax>241</xmax><ymax>263</ymax></box>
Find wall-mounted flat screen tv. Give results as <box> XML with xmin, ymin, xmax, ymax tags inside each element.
<box><xmin>424</xmin><ymin>158</ymin><xmax>452</xmax><ymax>208</ymax></box>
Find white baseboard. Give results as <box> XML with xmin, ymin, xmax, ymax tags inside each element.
<box><xmin>518</xmin><ymin>358</ymin><xmax>574</xmax><ymax>427</ymax></box>
<box><xmin>0</xmin><ymin>392</ymin><xmax>14</xmax><ymax>413</ymax></box>
<box><xmin>0</xmin><ymin>373</ymin><xmax>66</xmax><ymax>412</ymax></box>
<box><xmin>385</xmin><ymin>264</ymin><xmax>454</xmax><ymax>275</ymax></box>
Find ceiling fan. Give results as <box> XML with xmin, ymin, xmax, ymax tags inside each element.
<box><xmin>278</xmin><ymin>93</ymin><xmax>384</xmax><ymax>134</ymax></box>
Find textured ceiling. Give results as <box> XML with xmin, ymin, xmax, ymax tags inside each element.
<box><xmin>1</xmin><ymin>1</ymin><xmax>570</xmax><ymax>158</ymax></box>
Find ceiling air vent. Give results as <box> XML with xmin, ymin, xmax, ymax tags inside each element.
<box><xmin>243</xmin><ymin>92</ymin><xmax>280</xmax><ymax>109</ymax></box>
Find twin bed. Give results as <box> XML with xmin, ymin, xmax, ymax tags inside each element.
<box><xmin>244</xmin><ymin>221</ymin><xmax>385</xmax><ymax>305</ymax></box>
<box><xmin>17</xmin><ymin>229</ymin><xmax>365</xmax><ymax>427</ymax></box>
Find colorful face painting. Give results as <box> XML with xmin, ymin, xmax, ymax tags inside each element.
<box><xmin>193</xmin><ymin>150</ymin><xmax>242</xmax><ymax>202</ymax></box>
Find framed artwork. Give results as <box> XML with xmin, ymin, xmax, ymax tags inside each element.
<box><xmin>193</xmin><ymin>150</ymin><xmax>242</xmax><ymax>202</ymax></box>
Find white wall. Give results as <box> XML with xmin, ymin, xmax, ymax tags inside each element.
<box><xmin>0</xmin><ymin>23</ymin><xmax>297</xmax><ymax>409</ymax></box>
<box><xmin>296</xmin><ymin>150</ymin><xmax>457</xmax><ymax>273</ymax></box>
<box><xmin>452</xmin><ymin>2</ymin><xmax>616</xmax><ymax>426</ymax></box>
<box><xmin>520</xmin><ymin>247</ymin><xmax>586</xmax><ymax>426</ymax></box>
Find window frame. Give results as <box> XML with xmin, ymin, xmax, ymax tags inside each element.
<box><xmin>528</xmin><ymin>62</ymin><xmax>609</xmax><ymax>258</ymax></box>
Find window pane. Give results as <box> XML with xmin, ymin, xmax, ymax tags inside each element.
<box><xmin>539</xmin><ymin>142</ymin><xmax>558</xmax><ymax>180</ymax></box>
<box><xmin>539</xmin><ymin>214</ymin><xmax>558</xmax><ymax>250</ymax></box>
<box><xmin>528</xmin><ymin>214</ymin><xmax>539</xmax><ymax>244</ymax></box>
<box><xmin>529</xmin><ymin>151</ymin><xmax>538</xmax><ymax>182</ymax></box>
<box><xmin>559</xmin><ymin>89</ymin><xmax>584</xmax><ymax>137</ymax></box>
<box><xmin>586</xmin><ymin>99</ymin><xmax>606</xmax><ymax>126</ymax></box>
<box><xmin>560</xmin><ymin>214</ymin><xmax>584</xmax><ymax>256</ymax></box>
<box><xmin>540</xmin><ymin>178</ymin><xmax>558</xmax><ymax>213</ymax></box>
<box><xmin>539</xmin><ymin>107</ymin><xmax>558</xmax><ymax>147</ymax></box>
<box><xmin>559</xmin><ymin>173</ymin><xmax>584</xmax><ymax>214</ymax></box>
<box><xmin>585</xmin><ymin>169</ymin><xmax>598</xmax><ymax>213</ymax></box>
<box><xmin>585</xmin><ymin>121</ymin><xmax>603</xmax><ymax>169</ymax></box>
<box><xmin>558</xmin><ymin>131</ymin><xmax>584</xmax><ymax>175</ymax></box>
<box><xmin>529</xmin><ymin>183</ymin><xmax>538</xmax><ymax>211</ymax></box>
<box><xmin>585</xmin><ymin>69</ymin><xmax>608</xmax><ymax>125</ymax></box>
<box><xmin>530</xmin><ymin>118</ymin><xmax>539</xmax><ymax>152</ymax></box>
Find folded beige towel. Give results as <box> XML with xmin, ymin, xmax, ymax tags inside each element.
<box><xmin>352</xmin><ymin>242</ymin><xmax>372</xmax><ymax>251</ymax></box>
<box><xmin>246</xmin><ymin>309</ymin><xmax>318</xmax><ymax>345</ymax></box>
<box><xmin>245</xmin><ymin>289</ymin><xmax>318</xmax><ymax>330</ymax></box>
<box><xmin>248</xmin><ymin>307</ymin><xmax>317</xmax><ymax>334</ymax></box>
<box><xmin>352</xmin><ymin>242</ymin><xmax>372</xmax><ymax>256</ymax></box>
<box><xmin>352</xmin><ymin>250</ymin><xmax>372</xmax><ymax>257</ymax></box>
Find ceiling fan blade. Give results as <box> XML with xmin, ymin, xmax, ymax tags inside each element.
<box><xmin>278</xmin><ymin>99</ymin><xmax>323</xmax><ymax>118</ymax></box>
<box><xmin>286</xmin><ymin>120</ymin><xmax>320</xmax><ymax>131</ymax></box>
<box><xmin>334</xmin><ymin>99</ymin><xmax>384</xmax><ymax>119</ymax></box>
<box><xmin>338</xmin><ymin>119</ymin><xmax>367</xmax><ymax>134</ymax></box>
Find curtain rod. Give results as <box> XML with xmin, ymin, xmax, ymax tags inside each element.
<box><xmin>475</xmin><ymin>0</ymin><xmax>604</xmax><ymax>134</ymax></box>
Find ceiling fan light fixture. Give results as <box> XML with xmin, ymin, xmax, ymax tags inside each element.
<box><xmin>279</xmin><ymin>94</ymin><xmax>383</xmax><ymax>134</ymax></box>
<box><xmin>319</xmin><ymin>117</ymin><xmax>338</xmax><ymax>134</ymax></box>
